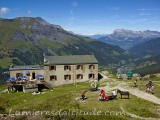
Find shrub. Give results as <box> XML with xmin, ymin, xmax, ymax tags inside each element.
<box><xmin>149</xmin><ymin>74</ymin><xmax>157</xmax><ymax>79</ymax></box>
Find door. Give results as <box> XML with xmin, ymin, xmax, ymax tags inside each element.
<box><xmin>32</xmin><ymin>72</ymin><xmax>35</xmax><ymax>79</ymax></box>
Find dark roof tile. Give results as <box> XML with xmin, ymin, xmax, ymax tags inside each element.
<box><xmin>9</xmin><ymin>65</ymin><xmax>43</xmax><ymax>70</ymax></box>
<box><xmin>44</xmin><ymin>55</ymin><xmax>98</xmax><ymax>65</ymax></box>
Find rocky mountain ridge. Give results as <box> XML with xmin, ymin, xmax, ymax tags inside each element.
<box><xmin>95</xmin><ymin>29</ymin><xmax>160</xmax><ymax>49</ymax></box>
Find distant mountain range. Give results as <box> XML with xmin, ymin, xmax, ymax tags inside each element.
<box><xmin>87</xmin><ymin>34</ymin><xmax>107</xmax><ymax>39</ymax></box>
<box><xmin>89</xmin><ymin>29</ymin><xmax>160</xmax><ymax>49</ymax></box>
<box><xmin>88</xmin><ymin>30</ymin><xmax>160</xmax><ymax>75</ymax></box>
<box><xmin>0</xmin><ymin>17</ymin><xmax>131</xmax><ymax>69</ymax></box>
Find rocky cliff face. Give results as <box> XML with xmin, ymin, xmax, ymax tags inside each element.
<box><xmin>10</xmin><ymin>17</ymin><xmax>71</xmax><ymax>44</ymax></box>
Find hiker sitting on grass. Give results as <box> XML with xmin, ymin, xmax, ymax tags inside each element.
<box><xmin>99</xmin><ymin>89</ymin><xmax>109</xmax><ymax>101</ymax></box>
<box><xmin>109</xmin><ymin>89</ymin><xmax>117</xmax><ymax>100</ymax></box>
<box><xmin>81</xmin><ymin>91</ymin><xmax>87</xmax><ymax>100</ymax></box>
<box><xmin>99</xmin><ymin>89</ymin><xmax>105</xmax><ymax>100</ymax></box>
<box><xmin>112</xmin><ymin>89</ymin><xmax>117</xmax><ymax>99</ymax></box>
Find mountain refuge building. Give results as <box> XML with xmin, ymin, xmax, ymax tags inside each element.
<box><xmin>9</xmin><ymin>55</ymin><xmax>98</xmax><ymax>88</ymax></box>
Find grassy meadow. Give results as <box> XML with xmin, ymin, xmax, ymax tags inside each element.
<box><xmin>0</xmin><ymin>76</ymin><xmax>160</xmax><ymax>120</ymax></box>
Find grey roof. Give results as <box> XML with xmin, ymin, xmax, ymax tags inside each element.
<box><xmin>44</xmin><ymin>55</ymin><xmax>98</xmax><ymax>65</ymax></box>
<box><xmin>9</xmin><ymin>65</ymin><xmax>44</xmax><ymax>71</ymax></box>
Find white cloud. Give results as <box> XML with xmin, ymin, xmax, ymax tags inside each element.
<box><xmin>68</xmin><ymin>17</ymin><xmax>75</xmax><ymax>21</ymax></box>
<box><xmin>139</xmin><ymin>13</ymin><xmax>151</xmax><ymax>16</ymax></box>
<box><xmin>92</xmin><ymin>15</ymin><xmax>121</xmax><ymax>23</ymax></box>
<box><xmin>27</xmin><ymin>10</ymin><xmax>31</xmax><ymax>14</ymax></box>
<box><xmin>71</xmin><ymin>1</ymin><xmax>78</xmax><ymax>7</ymax></box>
<box><xmin>92</xmin><ymin>18</ymin><xmax>108</xmax><ymax>22</ymax></box>
<box><xmin>110</xmin><ymin>15</ymin><xmax>120</xmax><ymax>19</ymax></box>
<box><xmin>70</xmin><ymin>9</ymin><xmax>74</xmax><ymax>15</ymax></box>
<box><xmin>138</xmin><ymin>8</ymin><xmax>152</xmax><ymax>11</ymax></box>
<box><xmin>0</xmin><ymin>7</ymin><xmax>10</xmax><ymax>15</ymax></box>
<box><xmin>107</xmin><ymin>7</ymin><xmax>120</xmax><ymax>11</ymax></box>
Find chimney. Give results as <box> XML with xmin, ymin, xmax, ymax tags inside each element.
<box><xmin>43</xmin><ymin>53</ymin><xmax>47</xmax><ymax>63</ymax></box>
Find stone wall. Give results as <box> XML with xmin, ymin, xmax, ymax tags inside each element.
<box><xmin>10</xmin><ymin>69</ymin><xmax>45</xmax><ymax>80</ymax></box>
<box><xmin>44</xmin><ymin>64</ymin><xmax>98</xmax><ymax>87</ymax></box>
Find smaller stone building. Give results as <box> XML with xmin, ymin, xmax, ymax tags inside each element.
<box><xmin>9</xmin><ymin>65</ymin><xmax>44</xmax><ymax>80</ymax></box>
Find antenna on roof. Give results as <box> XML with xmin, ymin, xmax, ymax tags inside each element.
<box><xmin>43</xmin><ymin>53</ymin><xmax>47</xmax><ymax>63</ymax></box>
<box><xmin>10</xmin><ymin>64</ymin><xmax>14</xmax><ymax>68</ymax></box>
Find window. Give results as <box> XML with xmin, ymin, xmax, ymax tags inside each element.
<box><xmin>50</xmin><ymin>66</ymin><xmax>56</xmax><ymax>71</ymax></box>
<box><xmin>89</xmin><ymin>74</ymin><xmax>95</xmax><ymax>79</ymax></box>
<box><xmin>50</xmin><ymin>75</ymin><xmax>57</xmax><ymax>81</ymax></box>
<box><xmin>77</xmin><ymin>74</ymin><xmax>83</xmax><ymax>80</ymax></box>
<box><xmin>16</xmin><ymin>73</ymin><xmax>23</xmax><ymax>78</ymax></box>
<box><xmin>64</xmin><ymin>75</ymin><xmax>71</xmax><ymax>80</ymax></box>
<box><xmin>89</xmin><ymin>65</ymin><xmax>95</xmax><ymax>69</ymax></box>
<box><xmin>64</xmin><ymin>65</ymin><xmax>71</xmax><ymax>70</ymax></box>
<box><xmin>77</xmin><ymin>65</ymin><xmax>83</xmax><ymax>70</ymax></box>
<box><xmin>25</xmin><ymin>71</ymin><xmax>30</xmax><ymax>76</ymax></box>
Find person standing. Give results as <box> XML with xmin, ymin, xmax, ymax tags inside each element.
<box><xmin>134</xmin><ymin>80</ymin><xmax>137</xmax><ymax>87</ymax></box>
<box><xmin>151</xmin><ymin>85</ymin><xmax>154</xmax><ymax>94</ymax></box>
<box><xmin>81</xmin><ymin>91</ymin><xmax>86</xmax><ymax>100</ymax></box>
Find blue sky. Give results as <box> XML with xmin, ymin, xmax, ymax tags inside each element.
<box><xmin>0</xmin><ymin>0</ymin><xmax>160</xmax><ymax>35</ymax></box>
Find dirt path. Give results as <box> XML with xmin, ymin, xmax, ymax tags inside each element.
<box><xmin>99</xmin><ymin>73</ymin><xmax>160</xmax><ymax>105</ymax></box>
<box><xmin>119</xmin><ymin>86</ymin><xmax>160</xmax><ymax>105</ymax></box>
<box><xmin>99</xmin><ymin>72</ymin><xmax>160</xmax><ymax>119</ymax></box>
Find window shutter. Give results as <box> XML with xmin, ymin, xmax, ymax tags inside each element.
<box><xmin>69</xmin><ymin>66</ymin><xmax>71</xmax><ymax>70</ymax></box>
<box><xmin>49</xmin><ymin>66</ymin><xmax>51</xmax><ymax>71</ymax></box>
<box><xmin>93</xmin><ymin>65</ymin><xmax>95</xmax><ymax>69</ymax></box>
<box><xmin>77</xmin><ymin>66</ymin><xmax>78</xmax><ymax>70</ymax></box>
<box><xmin>64</xmin><ymin>66</ymin><xmax>66</xmax><ymax>70</ymax></box>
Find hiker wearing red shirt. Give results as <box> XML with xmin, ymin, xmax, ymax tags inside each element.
<box><xmin>99</xmin><ymin>89</ymin><xmax>109</xmax><ymax>101</ymax></box>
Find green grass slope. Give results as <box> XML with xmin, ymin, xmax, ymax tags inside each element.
<box><xmin>129</xmin><ymin>37</ymin><xmax>160</xmax><ymax>58</ymax></box>
<box><xmin>0</xmin><ymin>80</ymin><xmax>160</xmax><ymax>120</ymax></box>
<box><xmin>133</xmin><ymin>54</ymin><xmax>160</xmax><ymax>76</ymax></box>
